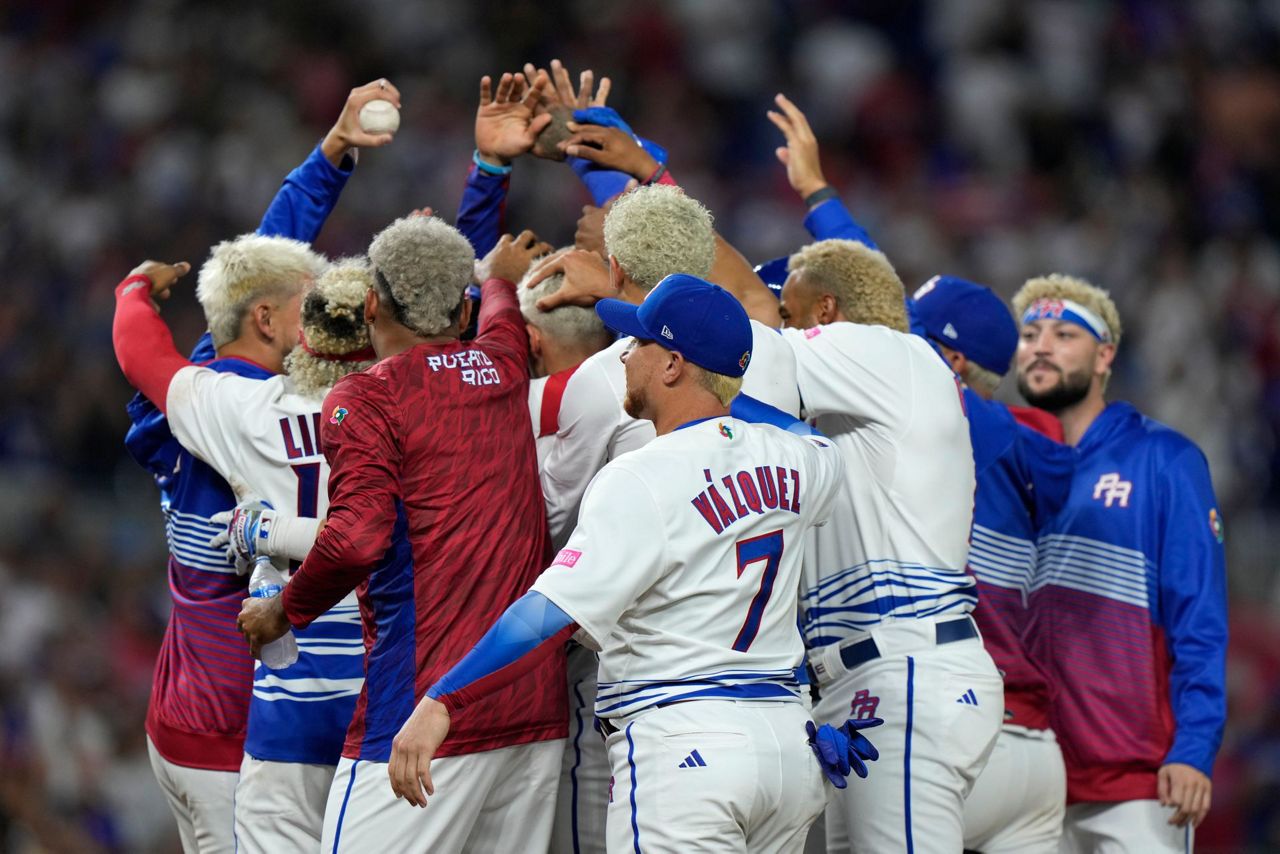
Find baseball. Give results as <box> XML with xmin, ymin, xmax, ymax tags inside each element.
<box><xmin>359</xmin><ymin>99</ymin><xmax>400</xmax><ymax>135</ymax></box>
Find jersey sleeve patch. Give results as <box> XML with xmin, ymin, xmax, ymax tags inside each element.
<box><xmin>552</xmin><ymin>548</ymin><xmax>582</xmax><ymax>568</ymax></box>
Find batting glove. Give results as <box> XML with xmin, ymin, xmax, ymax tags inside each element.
<box><xmin>806</xmin><ymin>717</ymin><xmax>883</xmax><ymax>788</ymax></box>
<box><xmin>209</xmin><ymin>499</ymin><xmax>275</xmax><ymax>575</ymax></box>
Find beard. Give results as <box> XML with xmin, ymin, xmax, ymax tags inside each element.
<box><xmin>623</xmin><ymin>385</ymin><xmax>648</xmax><ymax>420</ymax></box>
<box><xmin>1017</xmin><ymin>362</ymin><xmax>1092</xmax><ymax>413</ymax></box>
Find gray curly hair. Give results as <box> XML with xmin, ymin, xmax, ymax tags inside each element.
<box><xmin>603</xmin><ymin>185</ymin><xmax>715</xmax><ymax>292</ymax></box>
<box><xmin>196</xmin><ymin>234</ymin><xmax>328</xmax><ymax>347</ymax></box>
<box><xmin>284</xmin><ymin>258</ymin><xmax>377</xmax><ymax>399</ymax></box>
<box><xmin>368</xmin><ymin>215</ymin><xmax>475</xmax><ymax>336</ymax></box>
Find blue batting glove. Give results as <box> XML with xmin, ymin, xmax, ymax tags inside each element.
<box><xmin>806</xmin><ymin>720</ymin><xmax>852</xmax><ymax>788</ymax></box>
<box><xmin>572</xmin><ymin>107</ymin><xmax>635</xmax><ymax>136</ymax></box>
<box><xmin>838</xmin><ymin>717</ymin><xmax>883</xmax><ymax>779</ymax></box>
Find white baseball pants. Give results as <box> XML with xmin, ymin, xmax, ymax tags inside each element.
<box><xmin>603</xmin><ymin>699</ymin><xmax>825</xmax><ymax>854</ymax></box>
<box><xmin>1060</xmin><ymin>800</ymin><xmax>1193</xmax><ymax>853</ymax></box>
<box><xmin>551</xmin><ymin>644</ymin><xmax>610</xmax><ymax>854</ymax></box>
<box><xmin>320</xmin><ymin>739</ymin><xmax>562</xmax><ymax>853</ymax></box>
<box><xmin>963</xmin><ymin>726</ymin><xmax>1066</xmax><ymax>853</ymax></box>
<box><xmin>810</xmin><ymin>618</ymin><xmax>1003</xmax><ymax>854</ymax></box>
<box><xmin>234</xmin><ymin>753</ymin><xmax>336</xmax><ymax>853</ymax></box>
<box><xmin>146</xmin><ymin>736</ymin><xmax>238</xmax><ymax>854</ymax></box>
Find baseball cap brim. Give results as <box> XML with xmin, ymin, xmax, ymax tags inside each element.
<box><xmin>595</xmin><ymin>298</ymin><xmax>651</xmax><ymax>340</ymax></box>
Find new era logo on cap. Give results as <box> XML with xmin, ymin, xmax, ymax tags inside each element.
<box><xmin>661</xmin><ymin>324</ymin><xmax>674</xmax><ymax>340</ymax></box>
<box><xmin>942</xmin><ymin>322</ymin><xmax>958</xmax><ymax>340</ymax></box>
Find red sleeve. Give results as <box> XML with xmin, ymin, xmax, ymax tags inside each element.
<box><xmin>1009</xmin><ymin>405</ymin><xmax>1065</xmax><ymax>442</ymax></box>
<box><xmin>474</xmin><ymin>276</ymin><xmax>530</xmax><ymax>377</ymax></box>
<box><xmin>112</xmin><ymin>274</ymin><xmax>194</xmax><ymax>413</ymax></box>
<box><xmin>282</xmin><ymin>374</ymin><xmax>402</xmax><ymax>628</ymax></box>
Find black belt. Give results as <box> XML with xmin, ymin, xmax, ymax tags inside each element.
<box><xmin>838</xmin><ymin>616</ymin><xmax>978</xmax><ymax>671</ymax></box>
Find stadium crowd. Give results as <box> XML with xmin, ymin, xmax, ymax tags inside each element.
<box><xmin>2</xmin><ymin>0</ymin><xmax>1280</xmax><ymax>851</ymax></box>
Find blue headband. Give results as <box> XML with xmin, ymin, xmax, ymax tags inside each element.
<box><xmin>1021</xmin><ymin>298</ymin><xmax>1112</xmax><ymax>342</ymax></box>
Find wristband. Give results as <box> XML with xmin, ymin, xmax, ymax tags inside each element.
<box><xmin>803</xmin><ymin>186</ymin><xmax>840</xmax><ymax>208</ymax></box>
<box><xmin>644</xmin><ymin>162</ymin><xmax>668</xmax><ymax>186</ymax></box>
<box><xmin>473</xmin><ymin>150</ymin><xmax>513</xmax><ymax>176</ymax></box>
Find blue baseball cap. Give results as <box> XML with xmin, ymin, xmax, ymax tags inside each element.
<box><xmin>753</xmin><ymin>256</ymin><xmax>789</xmax><ymax>300</ymax></box>
<box><xmin>911</xmin><ymin>275</ymin><xmax>1017</xmax><ymax>375</ymax></box>
<box><xmin>596</xmin><ymin>273</ymin><xmax>753</xmax><ymax>377</ymax></box>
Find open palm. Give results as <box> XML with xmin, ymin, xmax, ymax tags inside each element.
<box><xmin>475</xmin><ymin>72</ymin><xmax>552</xmax><ymax>164</ymax></box>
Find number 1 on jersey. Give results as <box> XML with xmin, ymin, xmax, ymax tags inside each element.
<box><xmin>733</xmin><ymin>530</ymin><xmax>785</xmax><ymax>652</ymax></box>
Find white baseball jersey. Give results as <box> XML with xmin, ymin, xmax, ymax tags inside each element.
<box><xmin>165</xmin><ymin>366</ymin><xmax>363</xmax><ymax>763</ymax></box>
<box><xmin>538</xmin><ymin>322</ymin><xmax>801</xmax><ymax>546</ymax></box>
<box><xmin>780</xmin><ymin>323</ymin><xmax>977</xmax><ymax>647</ymax></box>
<box><xmin>532</xmin><ymin>416</ymin><xmax>844</xmax><ymax>719</ymax></box>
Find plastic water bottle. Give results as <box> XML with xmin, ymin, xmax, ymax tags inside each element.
<box><xmin>249</xmin><ymin>555</ymin><xmax>298</xmax><ymax>669</ymax></box>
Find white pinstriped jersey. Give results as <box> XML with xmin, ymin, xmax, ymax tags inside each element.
<box><xmin>166</xmin><ymin>366</ymin><xmax>362</xmax><ymax>764</ymax></box>
<box><xmin>532</xmin><ymin>417</ymin><xmax>844</xmax><ymax>719</ymax></box>
<box><xmin>780</xmin><ymin>323</ymin><xmax>977</xmax><ymax>648</ymax></box>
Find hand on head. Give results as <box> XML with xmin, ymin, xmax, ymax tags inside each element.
<box><xmin>476</xmin><ymin>230</ymin><xmax>553</xmax><ymax>285</ymax></box>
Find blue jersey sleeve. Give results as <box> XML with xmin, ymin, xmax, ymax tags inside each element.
<box><xmin>569</xmin><ymin>107</ymin><xmax>669</xmax><ymax>206</ymax></box>
<box><xmin>803</xmin><ymin>198</ymin><xmax>879</xmax><ymax>249</ymax></box>
<box><xmin>1015</xmin><ymin>424</ymin><xmax>1075</xmax><ymax>527</ymax></box>
<box><xmin>257</xmin><ymin>144</ymin><xmax>355</xmax><ymax>241</ymax></box>
<box><xmin>427</xmin><ymin>592</ymin><xmax>577</xmax><ymax>713</ymax></box>
<box><xmin>1156</xmin><ymin>447</ymin><xmax>1228</xmax><ymax>776</ymax></box>
<box><xmin>456</xmin><ymin>165</ymin><xmax>510</xmax><ymax>259</ymax></box>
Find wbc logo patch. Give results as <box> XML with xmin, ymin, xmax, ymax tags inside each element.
<box><xmin>1209</xmin><ymin>508</ymin><xmax>1224</xmax><ymax>543</ymax></box>
<box><xmin>329</xmin><ymin>406</ymin><xmax>348</xmax><ymax>425</ymax></box>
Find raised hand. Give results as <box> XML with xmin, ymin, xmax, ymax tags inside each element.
<box><xmin>475</xmin><ymin>72</ymin><xmax>553</xmax><ymax>167</ymax></box>
<box><xmin>321</xmin><ymin>78</ymin><xmax>402</xmax><ymax>167</ymax></box>
<box><xmin>126</xmin><ymin>260</ymin><xmax>191</xmax><ymax>309</ymax></box>
<box><xmin>522</xmin><ymin>59</ymin><xmax>612</xmax><ymax>160</ymax></box>
<box><xmin>476</xmin><ymin>230</ymin><xmax>554</xmax><ymax>285</ymax></box>
<box><xmin>559</xmin><ymin>123</ymin><xmax>659</xmax><ymax>181</ymax></box>
<box><xmin>766</xmin><ymin>93</ymin><xmax>829</xmax><ymax>201</ymax></box>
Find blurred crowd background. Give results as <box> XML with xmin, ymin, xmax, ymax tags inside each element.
<box><xmin>2</xmin><ymin>0</ymin><xmax>1279</xmax><ymax>851</ymax></box>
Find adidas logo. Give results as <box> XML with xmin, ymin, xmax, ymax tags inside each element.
<box><xmin>943</xmin><ymin>322</ymin><xmax>959</xmax><ymax>339</ymax></box>
<box><xmin>956</xmin><ymin>689</ymin><xmax>979</xmax><ymax>706</ymax></box>
<box><xmin>661</xmin><ymin>324</ymin><xmax>674</xmax><ymax>340</ymax></box>
<box><xmin>677</xmin><ymin>749</ymin><xmax>707</xmax><ymax>769</ymax></box>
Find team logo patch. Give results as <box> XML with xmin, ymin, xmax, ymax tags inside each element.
<box><xmin>1092</xmin><ymin>472</ymin><xmax>1132</xmax><ymax>508</ymax></box>
<box><xmin>718</xmin><ymin>423</ymin><xmax>733</xmax><ymax>440</ymax></box>
<box><xmin>1209</xmin><ymin>508</ymin><xmax>1224</xmax><ymax>543</ymax></box>
<box><xmin>552</xmin><ymin>548</ymin><xmax>582</xmax><ymax>568</ymax></box>
<box><xmin>329</xmin><ymin>406</ymin><xmax>348</xmax><ymax>425</ymax></box>
<box><xmin>850</xmin><ymin>689</ymin><xmax>880</xmax><ymax>720</ymax></box>
<box><xmin>738</xmin><ymin>350</ymin><xmax>751</xmax><ymax>370</ymax></box>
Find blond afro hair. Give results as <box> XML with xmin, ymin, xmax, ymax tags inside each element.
<box><xmin>788</xmin><ymin>239</ymin><xmax>909</xmax><ymax>332</ymax></box>
<box><xmin>1012</xmin><ymin>274</ymin><xmax>1123</xmax><ymax>347</ymax></box>
<box><xmin>604</xmin><ymin>185</ymin><xmax>715</xmax><ymax>292</ymax></box>
<box><xmin>284</xmin><ymin>258</ymin><xmax>377</xmax><ymax>399</ymax></box>
<box><xmin>368</xmin><ymin>215</ymin><xmax>475</xmax><ymax>337</ymax></box>
<box><xmin>196</xmin><ymin>234</ymin><xmax>328</xmax><ymax>346</ymax></box>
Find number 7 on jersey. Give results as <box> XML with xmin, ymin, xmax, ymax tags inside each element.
<box><xmin>733</xmin><ymin>530</ymin><xmax>785</xmax><ymax>652</ymax></box>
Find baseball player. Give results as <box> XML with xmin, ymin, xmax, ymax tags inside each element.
<box><xmin>237</xmin><ymin>216</ymin><xmax>566</xmax><ymax>854</ymax></box>
<box><xmin>114</xmin><ymin>258</ymin><xmax>377</xmax><ymax>850</ymax></box>
<box><xmin>750</xmin><ymin>238</ymin><xmax>1003</xmax><ymax>854</ymax></box>
<box><xmin>389</xmin><ymin>273</ymin><xmax>873</xmax><ymax>853</ymax></box>
<box><xmin>520</xmin><ymin>182</ymin><xmax>805</xmax><ymax>854</ymax></box>
<box><xmin>117</xmin><ymin>79</ymin><xmax>396</xmax><ymax>853</ymax></box>
<box><xmin>908</xmin><ymin>275</ymin><xmax>1075</xmax><ymax>853</ymax></box>
<box><xmin>1013</xmin><ymin>274</ymin><xmax>1227</xmax><ymax>853</ymax></box>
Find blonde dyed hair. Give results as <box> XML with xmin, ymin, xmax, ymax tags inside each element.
<box><xmin>961</xmin><ymin>361</ymin><xmax>1004</xmax><ymax>396</ymax></box>
<box><xmin>604</xmin><ymin>185</ymin><xmax>715</xmax><ymax>292</ymax></box>
<box><xmin>694</xmin><ymin>365</ymin><xmax>743</xmax><ymax>407</ymax></box>
<box><xmin>1012</xmin><ymin>274</ymin><xmax>1123</xmax><ymax>347</ymax></box>
<box><xmin>197</xmin><ymin>234</ymin><xmax>328</xmax><ymax>346</ymax></box>
<box><xmin>368</xmin><ymin>215</ymin><xmax>475</xmax><ymax>336</ymax></box>
<box><xmin>284</xmin><ymin>258</ymin><xmax>377</xmax><ymax>399</ymax></box>
<box><xmin>788</xmin><ymin>240</ymin><xmax>909</xmax><ymax>332</ymax></box>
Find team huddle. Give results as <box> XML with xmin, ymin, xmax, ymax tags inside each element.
<box><xmin>110</xmin><ymin>65</ymin><xmax>1227</xmax><ymax>854</ymax></box>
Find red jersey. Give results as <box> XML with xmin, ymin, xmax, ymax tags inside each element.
<box><xmin>281</xmin><ymin>279</ymin><xmax>566</xmax><ymax>762</ymax></box>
